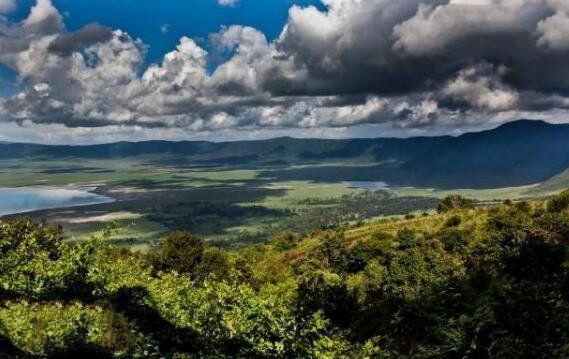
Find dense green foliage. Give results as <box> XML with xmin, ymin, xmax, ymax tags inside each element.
<box><xmin>2</xmin><ymin>192</ymin><xmax>569</xmax><ymax>357</ymax></box>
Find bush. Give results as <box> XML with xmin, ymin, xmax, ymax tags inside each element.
<box><xmin>0</xmin><ymin>301</ymin><xmax>106</xmax><ymax>356</ymax></box>
<box><xmin>271</xmin><ymin>232</ymin><xmax>300</xmax><ymax>251</ymax></box>
<box><xmin>444</xmin><ymin>214</ymin><xmax>462</xmax><ymax>227</ymax></box>
<box><xmin>397</xmin><ymin>228</ymin><xmax>417</xmax><ymax>249</ymax></box>
<box><xmin>438</xmin><ymin>228</ymin><xmax>469</xmax><ymax>252</ymax></box>
<box><xmin>349</xmin><ymin>233</ymin><xmax>395</xmax><ymax>272</ymax></box>
<box><xmin>547</xmin><ymin>190</ymin><xmax>569</xmax><ymax>213</ymax></box>
<box><xmin>437</xmin><ymin>195</ymin><xmax>474</xmax><ymax>213</ymax></box>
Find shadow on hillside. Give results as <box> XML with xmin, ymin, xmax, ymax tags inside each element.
<box><xmin>22</xmin><ymin>182</ymin><xmax>291</xmax><ymax>242</ymax></box>
<box><xmin>109</xmin><ymin>286</ymin><xmax>250</xmax><ymax>355</ymax></box>
<box><xmin>36</xmin><ymin>167</ymin><xmax>115</xmax><ymax>174</ymax></box>
<box><xmin>0</xmin><ymin>333</ymin><xmax>26</xmax><ymax>358</ymax></box>
<box><xmin>259</xmin><ymin>164</ymin><xmax>402</xmax><ymax>184</ymax></box>
<box><xmin>0</xmin><ymin>316</ymin><xmax>113</xmax><ymax>358</ymax></box>
<box><xmin>0</xmin><ymin>284</ymin><xmax>236</xmax><ymax>356</ymax></box>
<box><xmin>110</xmin><ymin>286</ymin><xmax>201</xmax><ymax>354</ymax></box>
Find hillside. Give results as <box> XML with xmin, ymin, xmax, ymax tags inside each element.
<box><xmin>401</xmin><ymin>120</ymin><xmax>569</xmax><ymax>188</ymax></box>
<box><xmin>1</xmin><ymin>192</ymin><xmax>569</xmax><ymax>356</ymax></box>
<box><xmin>530</xmin><ymin>168</ymin><xmax>569</xmax><ymax>194</ymax></box>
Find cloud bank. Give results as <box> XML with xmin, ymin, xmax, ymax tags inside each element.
<box><xmin>2</xmin><ymin>0</ymin><xmax>569</xmax><ymax>140</ymax></box>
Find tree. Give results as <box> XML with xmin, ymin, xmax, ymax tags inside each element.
<box><xmin>313</xmin><ymin>232</ymin><xmax>351</xmax><ymax>273</ymax></box>
<box><xmin>157</xmin><ymin>232</ymin><xmax>204</xmax><ymax>277</ymax></box>
<box><xmin>0</xmin><ymin>220</ymin><xmax>93</xmax><ymax>300</ymax></box>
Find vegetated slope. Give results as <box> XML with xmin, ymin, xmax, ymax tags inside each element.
<box><xmin>2</xmin><ymin>192</ymin><xmax>569</xmax><ymax>357</ymax></box>
<box><xmin>402</xmin><ymin>120</ymin><xmax>569</xmax><ymax>188</ymax></box>
<box><xmin>530</xmin><ymin>167</ymin><xmax>569</xmax><ymax>194</ymax></box>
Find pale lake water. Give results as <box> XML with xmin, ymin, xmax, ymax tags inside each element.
<box><xmin>342</xmin><ymin>181</ymin><xmax>390</xmax><ymax>191</ymax></box>
<box><xmin>0</xmin><ymin>187</ymin><xmax>115</xmax><ymax>217</ymax></box>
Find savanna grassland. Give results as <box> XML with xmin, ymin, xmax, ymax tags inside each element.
<box><xmin>2</xmin><ymin>192</ymin><xmax>569</xmax><ymax>357</ymax></box>
<box><xmin>0</xmin><ymin>154</ymin><xmax>545</xmax><ymax>250</ymax></box>
<box><xmin>4</xmin><ymin>121</ymin><xmax>569</xmax><ymax>249</ymax></box>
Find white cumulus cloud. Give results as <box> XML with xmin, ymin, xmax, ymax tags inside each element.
<box><xmin>2</xmin><ymin>0</ymin><xmax>569</xmax><ymax>141</ymax></box>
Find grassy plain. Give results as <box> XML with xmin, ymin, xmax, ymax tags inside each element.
<box><xmin>0</xmin><ymin>156</ymin><xmax>561</xmax><ymax>248</ymax></box>
<box><xmin>389</xmin><ymin>184</ymin><xmax>541</xmax><ymax>201</ymax></box>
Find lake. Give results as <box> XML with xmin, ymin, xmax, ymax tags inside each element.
<box><xmin>0</xmin><ymin>187</ymin><xmax>115</xmax><ymax>217</ymax></box>
<box><xmin>342</xmin><ymin>181</ymin><xmax>389</xmax><ymax>191</ymax></box>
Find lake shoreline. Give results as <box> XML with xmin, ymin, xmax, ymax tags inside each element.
<box><xmin>0</xmin><ymin>185</ymin><xmax>116</xmax><ymax>218</ymax></box>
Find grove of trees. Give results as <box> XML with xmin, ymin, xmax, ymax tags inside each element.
<box><xmin>1</xmin><ymin>192</ymin><xmax>569</xmax><ymax>357</ymax></box>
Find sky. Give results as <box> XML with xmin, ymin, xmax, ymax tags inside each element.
<box><xmin>1</xmin><ymin>0</ymin><xmax>569</xmax><ymax>144</ymax></box>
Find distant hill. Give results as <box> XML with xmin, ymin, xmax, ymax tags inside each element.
<box><xmin>0</xmin><ymin>136</ymin><xmax>450</xmax><ymax>166</ymax></box>
<box><xmin>401</xmin><ymin>120</ymin><xmax>569</xmax><ymax>188</ymax></box>
<box><xmin>2</xmin><ymin>119</ymin><xmax>569</xmax><ymax>189</ymax></box>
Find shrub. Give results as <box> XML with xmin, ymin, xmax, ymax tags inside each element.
<box><xmin>547</xmin><ymin>190</ymin><xmax>569</xmax><ymax>213</ymax></box>
<box><xmin>271</xmin><ymin>232</ymin><xmax>300</xmax><ymax>251</ymax></box>
<box><xmin>445</xmin><ymin>214</ymin><xmax>462</xmax><ymax>227</ymax></box>
<box><xmin>397</xmin><ymin>228</ymin><xmax>417</xmax><ymax>249</ymax></box>
<box><xmin>438</xmin><ymin>229</ymin><xmax>469</xmax><ymax>252</ymax></box>
<box><xmin>194</xmin><ymin>248</ymin><xmax>231</xmax><ymax>281</ymax></box>
<box><xmin>349</xmin><ymin>232</ymin><xmax>395</xmax><ymax>271</ymax></box>
<box><xmin>437</xmin><ymin>195</ymin><xmax>474</xmax><ymax>213</ymax></box>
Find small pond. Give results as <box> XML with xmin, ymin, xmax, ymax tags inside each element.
<box><xmin>342</xmin><ymin>181</ymin><xmax>390</xmax><ymax>191</ymax></box>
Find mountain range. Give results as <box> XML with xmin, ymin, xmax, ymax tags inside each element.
<box><xmin>2</xmin><ymin>119</ymin><xmax>569</xmax><ymax>189</ymax></box>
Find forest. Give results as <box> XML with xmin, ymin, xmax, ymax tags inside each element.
<box><xmin>1</xmin><ymin>191</ymin><xmax>569</xmax><ymax>358</ymax></box>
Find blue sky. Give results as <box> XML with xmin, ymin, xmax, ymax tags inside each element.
<box><xmin>0</xmin><ymin>0</ymin><xmax>322</xmax><ymax>93</ymax></box>
<box><xmin>0</xmin><ymin>0</ymin><xmax>325</xmax><ymax>96</ymax></box>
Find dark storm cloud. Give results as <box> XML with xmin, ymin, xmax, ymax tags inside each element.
<box><xmin>270</xmin><ymin>0</ymin><xmax>447</xmax><ymax>96</ymax></box>
<box><xmin>48</xmin><ymin>23</ymin><xmax>113</xmax><ymax>56</ymax></box>
<box><xmin>267</xmin><ymin>0</ymin><xmax>569</xmax><ymax>100</ymax></box>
